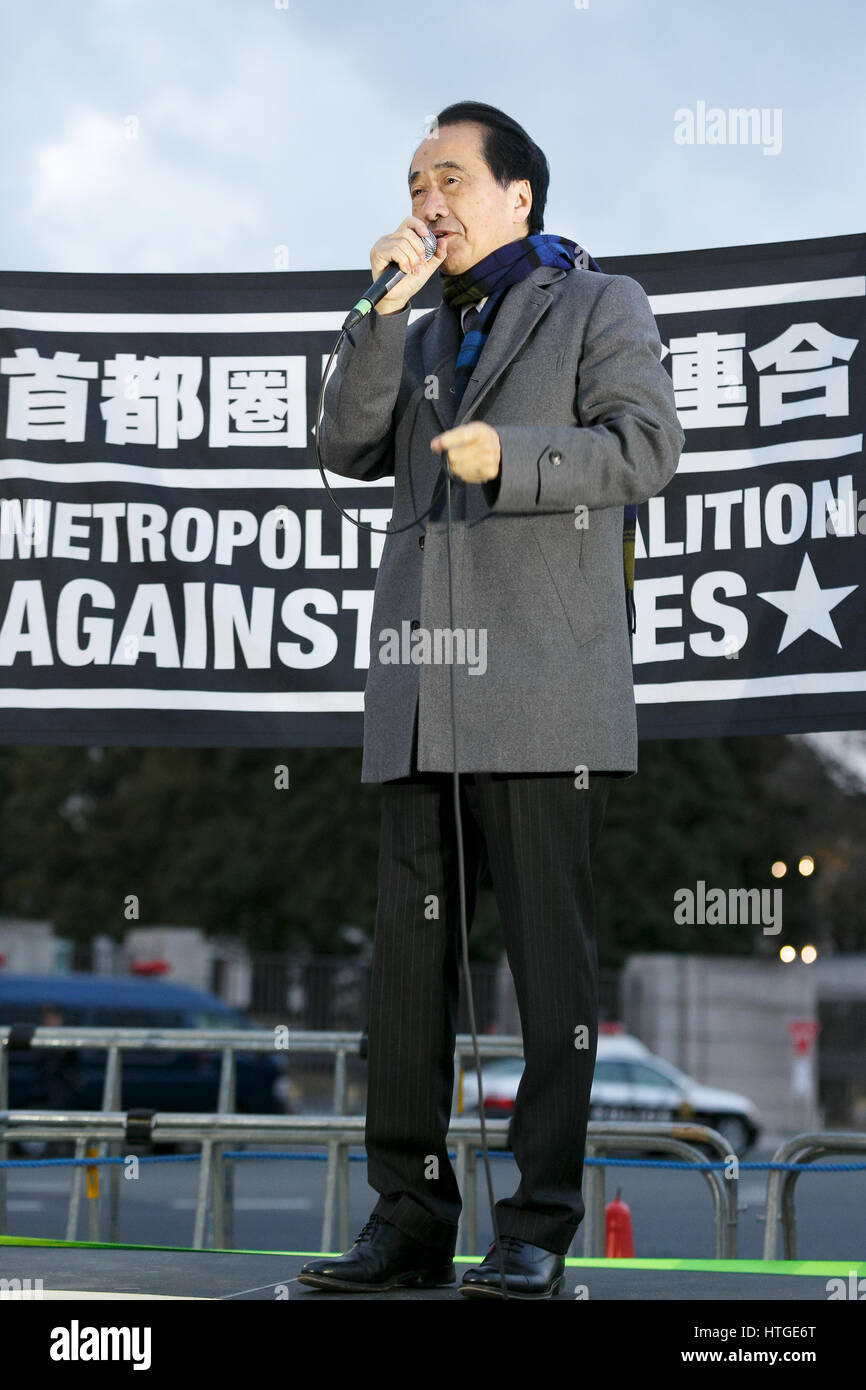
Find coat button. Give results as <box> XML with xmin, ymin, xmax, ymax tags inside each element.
<box><xmin>410</xmin><ymin>619</ymin><xmax>420</xmax><ymax>631</ymax></box>
<box><xmin>419</xmin><ymin>535</ymin><xmax>425</xmax><ymax>549</ymax></box>
<box><xmin>549</xmin><ymin>449</ymin><xmax>562</xmax><ymax>465</ymax></box>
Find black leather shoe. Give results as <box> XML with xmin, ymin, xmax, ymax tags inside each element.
<box><xmin>297</xmin><ymin>1214</ymin><xmax>456</xmax><ymax>1292</ymax></box>
<box><xmin>460</xmin><ymin>1236</ymin><xmax>566</xmax><ymax>1299</ymax></box>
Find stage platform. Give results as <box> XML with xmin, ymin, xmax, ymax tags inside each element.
<box><xmin>1</xmin><ymin>1240</ymin><xmax>860</xmax><ymax>1300</ymax></box>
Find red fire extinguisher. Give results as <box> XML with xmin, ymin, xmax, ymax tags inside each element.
<box><xmin>605</xmin><ymin>1187</ymin><xmax>635</xmax><ymax>1257</ymax></box>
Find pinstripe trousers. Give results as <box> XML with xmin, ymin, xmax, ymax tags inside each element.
<box><xmin>364</xmin><ymin>762</ymin><xmax>611</xmax><ymax>1257</ymax></box>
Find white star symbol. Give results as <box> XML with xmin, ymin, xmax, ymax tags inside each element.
<box><xmin>757</xmin><ymin>552</ymin><xmax>857</xmax><ymax>654</ymax></box>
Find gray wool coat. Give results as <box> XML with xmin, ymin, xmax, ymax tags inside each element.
<box><xmin>319</xmin><ymin>261</ymin><xmax>685</xmax><ymax>783</ymax></box>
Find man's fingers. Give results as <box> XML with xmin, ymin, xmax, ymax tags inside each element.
<box><xmin>396</xmin><ymin>233</ymin><xmax>425</xmax><ymax>273</ymax></box>
<box><xmin>431</xmin><ymin>424</ymin><xmax>481</xmax><ymax>452</ymax></box>
<box><xmin>429</xmin><ymin>422</ymin><xmax>499</xmax><ymax>485</ymax></box>
<box><xmin>382</xmin><ymin>224</ymin><xmax>435</xmax><ymax>276</ymax></box>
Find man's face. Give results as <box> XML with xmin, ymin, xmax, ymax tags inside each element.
<box><xmin>407</xmin><ymin>121</ymin><xmax>531</xmax><ymax>276</ymax></box>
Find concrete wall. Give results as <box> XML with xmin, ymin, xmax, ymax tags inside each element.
<box><xmin>0</xmin><ymin>918</ymin><xmax>65</xmax><ymax>974</ymax></box>
<box><xmin>124</xmin><ymin>925</ymin><xmax>211</xmax><ymax>992</ymax></box>
<box><xmin>123</xmin><ymin>926</ymin><xmax>251</xmax><ymax>1007</ymax></box>
<box><xmin>0</xmin><ymin>919</ymin><xmax>252</xmax><ymax>1010</ymax></box>
<box><xmin>622</xmin><ymin>953</ymin><xmax>821</xmax><ymax>1132</ymax></box>
<box><xmin>811</xmin><ymin>955</ymin><xmax>866</xmax><ymax>999</ymax></box>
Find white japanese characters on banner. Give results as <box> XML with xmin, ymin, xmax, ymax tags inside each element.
<box><xmin>3</xmin><ymin>350</ymin><xmax>308</xmax><ymax>449</ymax></box>
<box><xmin>624</xmin><ymin>234</ymin><xmax>863</xmax><ymax>740</ymax></box>
<box><xmin>0</xmin><ymin>233</ymin><xmax>862</xmax><ymax>747</ymax></box>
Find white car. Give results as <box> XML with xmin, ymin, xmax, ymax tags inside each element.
<box><xmin>456</xmin><ymin>1033</ymin><xmax>761</xmax><ymax>1157</ymax></box>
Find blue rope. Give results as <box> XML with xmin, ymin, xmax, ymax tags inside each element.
<box><xmin>2</xmin><ymin>1152</ymin><xmax>866</xmax><ymax>1172</ymax></box>
<box><xmin>0</xmin><ymin>1153</ymin><xmax>200</xmax><ymax>1168</ymax></box>
<box><xmin>584</xmin><ymin>1157</ymin><xmax>866</xmax><ymax>1172</ymax></box>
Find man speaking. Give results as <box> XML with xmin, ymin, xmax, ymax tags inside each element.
<box><xmin>300</xmin><ymin>100</ymin><xmax>685</xmax><ymax>1297</ymax></box>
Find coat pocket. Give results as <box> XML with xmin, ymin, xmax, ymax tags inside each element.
<box><xmin>530</xmin><ymin>522</ymin><xmax>604</xmax><ymax>648</ymax></box>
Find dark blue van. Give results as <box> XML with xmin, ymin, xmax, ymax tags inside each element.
<box><xmin>0</xmin><ymin>973</ymin><xmax>287</xmax><ymax>1115</ymax></box>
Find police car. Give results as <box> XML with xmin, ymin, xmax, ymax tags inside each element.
<box><xmin>457</xmin><ymin>1031</ymin><xmax>760</xmax><ymax>1157</ymax></box>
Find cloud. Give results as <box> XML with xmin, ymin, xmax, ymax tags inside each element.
<box><xmin>24</xmin><ymin>97</ymin><xmax>266</xmax><ymax>272</ymax></box>
<box><xmin>3</xmin><ymin>0</ymin><xmax>864</xmax><ymax>272</ymax></box>
<box><xmin>34</xmin><ymin>110</ymin><xmax>129</xmax><ymax>210</ymax></box>
<box><xmin>15</xmin><ymin>11</ymin><xmax>403</xmax><ymax>272</ymax></box>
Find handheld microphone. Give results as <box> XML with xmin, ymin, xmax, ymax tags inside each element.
<box><xmin>342</xmin><ymin>229</ymin><xmax>438</xmax><ymax>331</ymax></box>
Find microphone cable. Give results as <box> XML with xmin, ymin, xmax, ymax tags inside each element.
<box><xmin>314</xmin><ymin>321</ymin><xmax>510</xmax><ymax>1298</ymax></box>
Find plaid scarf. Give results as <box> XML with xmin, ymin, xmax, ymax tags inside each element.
<box><xmin>438</xmin><ymin>232</ymin><xmax>637</xmax><ymax>636</ymax></box>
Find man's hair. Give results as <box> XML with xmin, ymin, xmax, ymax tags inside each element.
<box><xmin>433</xmin><ymin>101</ymin><xmax>549</xmax><ymax>236</ymax></box>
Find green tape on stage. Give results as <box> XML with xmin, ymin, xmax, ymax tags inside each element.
<box><xmin>0</xmin><ymin>1236</ymin><xmax>863</xmax><ymax>1277</ymax></box>
<box><xmin>562</xmin><ymin>1257</ymin><xmax>866</xmax><ymax>1277</ymax></box>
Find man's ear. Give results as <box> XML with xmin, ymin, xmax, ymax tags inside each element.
<box><xmin>510</xmin><ymin>177</ymin><xmax>532</xmax><ymax>232</ymax></box>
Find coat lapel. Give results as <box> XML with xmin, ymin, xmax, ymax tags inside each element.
<box><xmin>420</xmin><ymin>263</ymin><xmax>568</xmax><ymax>432</ymax></box>
<box><xmin>420</xmin><ymin>304</ymin><xmax>458</xmax><ymax>432</ymax></box>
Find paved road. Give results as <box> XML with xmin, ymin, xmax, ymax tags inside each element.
<box><xmin>2</xmin><ymin>1135</ymin><xmax>864</xmax><ymax>1261</ymax></box>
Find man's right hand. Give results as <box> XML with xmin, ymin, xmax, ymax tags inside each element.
<box><xmin>371</xmin><ymin>216</ymin><xmax>448</xmax><ymax>315</ymax></box>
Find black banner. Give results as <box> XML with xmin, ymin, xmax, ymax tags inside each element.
<box><xmin>0</xmin><ymin>233</ymin><xmax>862</xmax><ymax>747</ymax></box>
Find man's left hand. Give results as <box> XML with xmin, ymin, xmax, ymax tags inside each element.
<box><xmin>430</xmin><ymin>422</ymin><xmax>501</xmax><ymax>483</ymax></box>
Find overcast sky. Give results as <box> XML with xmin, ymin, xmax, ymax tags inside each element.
<box><xmin>0</xmin><ymin>0</ymin><xmax>864</xmax><ymax>274</ymax></box>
